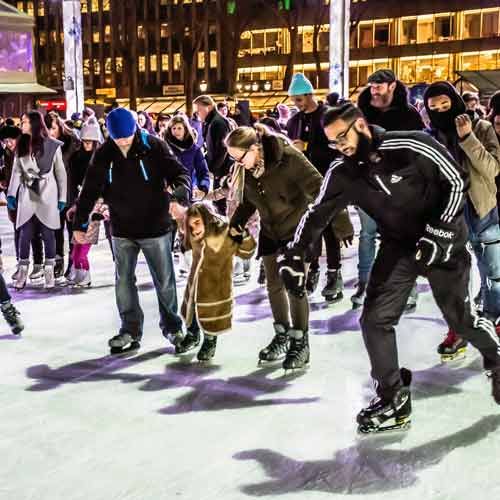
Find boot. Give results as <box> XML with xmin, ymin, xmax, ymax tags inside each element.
<box><xmin>14</xmin><ymin>263</ymin><xmax>29</xmax><ymax>290</ymax></box>
<box><xmin>74</xmin><ymin>269</ymin><xmax>91</xmax><ymax>287</ymax></box>
<box><xmin>321</xmin><ymin>268</ymin><xmax>344</xmax><ymax>303</ymax></box>
<box><xmin>165</xmin><ymin>330</ymin><xmax>184</xmax><ymax>349</ymax></box>
<box><xmin>1</xmin><ymin>301</ymin><xmax>24</xmax><ymax>335</ymax></box>
<box><xmin>175</xmin><ymin>329</ymin><xmax>201</xmax><ymax>354</ymax></box>
<box><xmin>44</xmin><ymin>260</ymin><xmax>55</xmax><ymax>289</ymax></box>
<box><xmin>11</xmin><ymin>264</ymin><xmax>20</xmax><ymax>282</ymax></box>
<box><xmin>351</xmin><ymin>281</ymin><xmax>367</xmax><ymax>309</ymax></box>
<box><xmin>282</xmin><ymin>330</ymin><xmax>309</xmax><ymax>370</ymax></box>
<box><xmin>437</xmin><ymin>329</ymin><xmax>467</xmax><ymax>361</ymax></box>
<box><xmin>490</xmin><ymin>369</ymin><xmax>500</xmax><ymax>404</ymax></box>
<box><xmin>197</xmin><ymin>334</ymin><xmax>217</xmax><ymax>361</ymax></box>
<box><xmin>29</xmin><ymin>264</ymin><xmax>44</xmax><ymax>282</ymax></box>
<box><xmin>257</xmin><ymin>260</ymin><xmax>266</xmax><ymax>286</ymax></box>
<box><xmin>66</xmin><ymin>266</ymin><xmax>77</xmax><ymax>285</ymax></box>
<box><xmin>54</xmin><ymin>256</ymin><xmax>64</xmax><ymax>282</ymax></box>
<box><xmin>305</xmin><ymin>268</ymin><xmax>320</xmax><ymax>295</ymax></box>
<box><xmin>259</xmin><ymin>323</ymin><xmax>289</xmax><ymax>362</ymax></box>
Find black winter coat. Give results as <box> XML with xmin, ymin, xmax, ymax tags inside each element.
<box><xmin>292</xmin><ymin>127</ymin><xmax>469</xmax><ymax>253</ymax></box>
<box><xmin>203</xmin><ymin>109</ymin><xmax>232</xmax><ymax>177</ymax></box>
<box><xmin>74</xmin><ymin>131</ymin><xmax>190</xmax><ymax>239</ymax></box>
<box><xmin>358</xmin><ymin>82</ymin><xmax>424</xmax><ymax>132</ymax></box>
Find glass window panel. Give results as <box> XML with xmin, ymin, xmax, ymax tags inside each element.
<box><xmin>0</xmin><ymin>31</ymin><xmax>33</xmax><ymax>72</ymax></box>
<box><xmin>358</xmin><ymin>65</ymin><xmax>370</xmax><ymax>85</ymax></box>
<box><xmin>139</xmin><ymin>56</ymin><xmax>145</xmax><ymax>72</ymax></box>
<box><xmin>104</xmin><ymin>26</ymin><xmax>111</xmax><ymax>43</ymax></box>
<box><xmin>417</xmin><ymin>18</ymin><xmax>433</xmax><ymax>43</ymax></box>
<box><xmin>115</xmin><ymin>57</ymin><xmax>123</xmax><ymax>73</ymax></box>
<box><xmin>401</xmin><ymin>19</ymin><xmax>417</xmax><ymax>44</ymax></box>
<box><xmin>464</xmin><ymin>13</ymin><xmax>481</xmax><ymax>38</ymax></box>
<box><xmin>479</xmin><ymin>51</ymin><xmax>498</xmax><ymax>70</ymax></box>
<box><xmin>210</xmin><ymin>51</ymin><xmax>217</xmax><ymax>68</ymax></box>
<box><xmin>197</xmin><ymin>52</ymin><xmax>205</xmax><ymax>69</ymax></box>
<box><xmin>93</xmin><ymin>59</ymin><xmax>100</xmax><ymax>74</ymax></box>
<box><xmin>302</xmin><ymin>30</ymin><xmax>314</xmax><ymax>53</ymax></box>
<box><xmin>150</xmin><ymin>55</ymin><xmax>157</xmax><ymax>72</ymax></box>
<box><xmin>482</xmin><ymin>11</ymin><xmax>499</xmax><ymax>37</ymax></box>
<box><xmin>435</xmin><ymin>15</ymin><xmax>453</xmax><ymax>40</ymax></box>
<box><xmin>161</xmin><ymin>54</ymin><xmax>169</xmax><ymax>71</ymax></box>
<box><xmin>359</xmin><ymin>24</ymin><xmax>373</xmax><ymax>48</ymax></box>
<box><xmin>374</xmin><ymin>23</ymin><xmax>389</xmax><ymax>46</ymax></box>
<box><xmin>105</xmin><ymin>58</ymin><xmax>112</xmax><ymax>74</ymax></box>
<box><xmin>400</xmin><ymin>58</ymin><xmax>417</xmax><ymax>83</ymax></box>
<box><xmin>173</xmin><ymin>53</ymin><xmax>181</xmax><ymax>70</ymax></box>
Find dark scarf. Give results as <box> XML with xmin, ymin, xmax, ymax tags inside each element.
<box><xmin>166</xmin><ymin>133</ymin><xmax>195</xmax><ymax>153</ymax></box>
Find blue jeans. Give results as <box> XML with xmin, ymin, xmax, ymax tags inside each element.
<box><xmin>468</xmin><ymin>216</ymin><xmax>500</xmax><ymax>320</ymax></box>
<box><xmin>112</xmin><ymin>232</ymin><xmax>182</xmax><ymax>339</ymax></box>
<box><xmin>357</xmin><ymin>208</ymin><xmax>378</xmax><ymax>283</ymax></box>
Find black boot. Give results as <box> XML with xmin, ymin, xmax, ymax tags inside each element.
<box><xmin>54</xmin><ymin>257</ymin><xmax>64</xmax><ymax>281</ymax></box>
<box><xmin>1</xmin><ymin>301</ymin><xmax>24</xmax><ymax>335</ymax></box>
<box><xmin>109</xmin><ymin>332</ymin><xmax>141</xmax><ymax>355</ymax></box>
<box><xmin>283</xmin><ymin>330</ymin><xmax>309</xmax><ymax>370</ymax></box>
<box><xmin>176</xmin><ymin>329</ymin><xmax>201</xmax><ymax>354</ymax></box>
<box><xmin>259</xmin><ymin>323</ymin><xmax>289</xmax><ymax>362</ymax></box>
<box><xmin>197</xmin><ymin>335</ymin><xmax>217</xmax><ymax>361</ymax></box>
<box><xmin>357</xmin><ymin>368</ymin><xmax>412</xmax><ymax>434</ymax></box>
<box><xmin>306</xmin><ymin>268</ymin><xmax>320</xmax><ymax>295</ymax></box>
<box><xmin>490</xmin><ymin>369</ymin><xmax>500</xmax><ymax>405</ymax></box>
<box><xmin>351</xmin><ymin>281</ymin><xmax>367</xmax><ymax>309</ymax></box>
<box><xmin>321</xmin><ymin>269</ymin><xmax>344</xmax><ymax>303</ymax></box>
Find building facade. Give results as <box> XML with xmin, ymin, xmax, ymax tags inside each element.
<box><xmin>8</xmin><ymin>0</ymin><xmax>500</xmax><ymax>112</ymax></box>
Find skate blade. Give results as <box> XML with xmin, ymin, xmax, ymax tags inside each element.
<box><xmin>440</xmin><ymin>348</ymin><xmax>467</xmax><ymax>363</ymax></box>
<box><xmin>324</xmin><ymin>292</ymin><xmax>344</xmax><ymax>304</ymax></box>
<box><xmin>109</xmin><ymin>342</ymin><xmax>140</xmax><ymax>357</ymax></box>
<box><xmin>176</xmin><ymin>344</ymin><xmax>201</xmax><ymax>356</ymax></box>
<box><xmin>358</xmin><ymin>416</ymin><xmax>411</xmax><ymax>435</ymax></box>
<box><xmin>282</xmin><ymin>362</ymin><xmax>310</xmax><ymax>375</ymax></box>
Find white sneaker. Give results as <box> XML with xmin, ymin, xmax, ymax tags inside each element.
<box><xmin>44</xmin><ymin>264</ymin><xmax>55</xmax><ymax>289</ymax></box>
<box><xmin>74</xmin><ymin>269</ymin><xmax>91</xmax><ymax>287</ymax></box>
<box><xmin>14</xmin><ymin>264</ymin><xmax>29</xmax><ymax>290</ymax></box>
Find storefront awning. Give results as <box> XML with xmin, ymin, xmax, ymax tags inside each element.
<box><xmin>0</xmin><ymin>82</ymin><xmax>56</xmax><ymax>94</ymax></box>
<box><xmin>455</xmin><ymin>70</ymin><xmax>500</xmax><ymax>94</ymax></box>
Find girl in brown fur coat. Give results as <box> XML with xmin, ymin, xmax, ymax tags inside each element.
<box><xmin>178</xmin><ymin>202</ymin><xmax>256</xmax><ymax>361</ymax></box>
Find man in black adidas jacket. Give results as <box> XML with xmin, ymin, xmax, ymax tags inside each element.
<box><xmin>281</xmin><ymin>103</ymin><xmax>500</xmax><ymax>429</ymax></box>
<box><xmin>73</xmin><ymin>108</ymin><xmax>191</xmax><ymax>354</ymax></box>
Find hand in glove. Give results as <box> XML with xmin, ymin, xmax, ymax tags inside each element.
<box><xmin>228</xmin><ymin>223</ymin><xmax>245</xmax><ymax>244</ymax></box>
<box><xmin>277</xmin><ymin>247</ymin><xmax>306</xmax><ymax>298</ymax></box>
<box><xmin>6</xmin><ymin>196</ymin><xmax>16</xmax><ymax>211</ymax></box>
<box><xmin>416</xmin><ymin>222</ymin><xmax>457</xmax><ymax>266</ymax></box>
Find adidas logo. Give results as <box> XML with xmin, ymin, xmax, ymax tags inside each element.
<box><xmin>390</xmin><ymin>175</ymin><xmax>402</xmax><ymax>184</ymax></box>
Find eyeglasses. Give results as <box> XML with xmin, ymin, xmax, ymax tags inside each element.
<box><xmin>327</xmin><ymin>120</ymin><xmax>357</xmax><ymax>149</ymax></box>
<box><xmin>229</xmin><ymin>149</ymin><xmax>249</xmax><ymax>164</ymax></box>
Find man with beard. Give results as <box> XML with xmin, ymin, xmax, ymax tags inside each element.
<box><xmin>279</xmin><ymin>103</ymin><xmax>500</xmax><ymax>432</ymax></box>
<box><xmin>424</xmin><ymin>81</ymin><xmax>500</xmax><ymax>361</ymax></box>
<box><xmin>286</xmin><ymin>73</ymin><xmax>350</xmax><ymax>301</ymax></box>
<box><xmin>354</xmin><ymin>69</ymin><xmax>424</xmax><ymax>311</ymax></box>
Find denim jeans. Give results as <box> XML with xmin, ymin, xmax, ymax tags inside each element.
<box><xmin>357</xmin><ymin>208</ymin><xmax>378</xmax><ymax>283</ymax></box>
<box><xmin>112</xmin><ymin>232</ymin><xmax>182</xmax><ymax>339</ymax></box>
<box><xmin>18</xmin><ymin>216</ymin><xmax>56</xmax><ymax>261</ymax></box>
<box><xmin>468</xmin><ymin>216</ymin><xmax>500</xmax><ymax>320</ymax></box>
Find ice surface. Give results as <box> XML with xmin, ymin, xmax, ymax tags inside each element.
<box><xmin>1</xmin><ymin>207</ymin><xmax>500</xmax><ymax>500</ymax></box>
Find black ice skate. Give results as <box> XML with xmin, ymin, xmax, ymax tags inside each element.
<box><xmin>357</xmin><ymin>368</ymin><xmax>412</xmax><ymax>434</ymax></box>
<box><xmin>54</xmin><ymin>257</ymin><xmax>65</xmax><ymax>284</ymax></box>
<box><xmin>175</xmin><ymin>329</ymin><xmax>201</xmax><ymax>355</ymax></box>
<box><xmin>165</xmin><ymin>330</ymin><xmax>184</xmax><ymax>349</ymax></box>
<box><xmin>437</xmin><ymin>330</ymin><xmax>467</xmax><ymax>362</ymax></box>
<box><xmin>283</xmin><ymin>330</ymin><xmax>309</xmax><ymax>371</ymax></box>
<box><xmin>351</xmin><ymin>281</ymin><xmax>367</xmax><ymax>310</ymax></box>
<box><xmin>490</xmin><ymin>369</ymin><xmax>500</xmax><ymax>405</ymax></box>
<box><xmin>402</xmin><ymin>285</ymin><xmax>418</xmax><ymax>315</ymax></box>
<box><xmin>108</xmin><ymin>332</ymin><xmax>141</xmax><ymax>355</ymax></box>
<box><xmin>197</xmin><ymin>335</ymin><xmax>217</xmax><ymax>362</ymax></box>
<box><xmin>321</xmin><ymin>269</ymin><xmax>344</xmax><ymax>304</ymax></box>
<box><xmin>306</xmin><ymin>268</ymin><xmax>320</xmax><ymax>295</ymax></box>
<box><xmin>259</xmin><ymin>323</ymin><xmax>289</xmax><ymax>363</ymax></box>
<box><xmin>257</xmin><ymin>260</ymin><xmax>266</xmax><ymax>286</ymax></box>
<box><xmin>1</xmin><ymin>301</ymin><xmax>24</xmax><ymax>335</ymax></box>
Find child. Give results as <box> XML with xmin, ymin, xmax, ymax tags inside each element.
<box><xmin>177</xmin><ymin>202</ymin><xmax>256</xmax><ymax>361</ymax></box>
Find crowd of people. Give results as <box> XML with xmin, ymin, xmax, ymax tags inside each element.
<box><xmin>1</xmin><ymin>68</ymin><xmax>500</xmax><ymax>434</ymax></box>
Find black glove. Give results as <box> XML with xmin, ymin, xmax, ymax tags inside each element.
<box><xmin>416</xmin><ymin>222</ymin><xmax>457</xmax><ymax>266</ymax></box>
<box><xmin>277</xmin><ymin>247</ymin><xmax>306</xmax><ymax>298</ymax></box>
<box><xmin>229</xmin><ymin>223</ymin><xmax>245</xmax><ymax>244</ymax></box>
<box><xmin>171</xmin><ymin>185</ymin><xmax>190</xmax><ymax>205</ymax></box>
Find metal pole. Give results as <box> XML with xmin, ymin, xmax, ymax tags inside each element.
<box><xmin>329</xmin><ymin>0</ymin><xmax>350</xmax><ymax>98</ymax></box>
<box><xmin>62</xmin><ymin>0</ymin><xmax>84</xmax><ymax>117</ymax></box>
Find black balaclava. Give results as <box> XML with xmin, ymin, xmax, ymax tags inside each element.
<box><xmin>424</xmin><ymin>81</ymin><xmax>466</xmax><ymax>132</ymax></box>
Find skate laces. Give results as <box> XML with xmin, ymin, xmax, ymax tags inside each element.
<box><xmin>443</xmin><ymin>329</ymin><xmax>458</xmax><ymax>347</ymax></box>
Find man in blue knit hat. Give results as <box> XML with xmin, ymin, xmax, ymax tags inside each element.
<box><xmin>73</xmin><ymin>107</ymin><xmax>191</xmax><ymax>355</ymax></box>
<box><xmin>286</xmin><ymin>73</ymin><xmax>352</xmax><ymax>302</ymax></box>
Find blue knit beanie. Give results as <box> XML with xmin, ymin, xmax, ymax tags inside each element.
<box><xmin>106</xmin><ymin>108</ymin><xmax>137</xmax><ymax>140</ymax></box>
<box><xmin>288</xmin><ymin>73</ymin><xmax>314</xmax><ymax>96</ymax></box>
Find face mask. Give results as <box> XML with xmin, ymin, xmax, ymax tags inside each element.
<box><xmin>428</xmin><ymin>108</ymin><xmax>458</xmax><ymax>132</ymax></box>
<box><xmin>352</xmin><ymin>129</ymin><xmax>374</xmax><ymax>163</ymax></box>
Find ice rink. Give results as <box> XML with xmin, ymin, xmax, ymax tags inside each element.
<box><xmin>1</xmin><ymin>207</ymin><xmax>500</xmax><ymax>500</ymax></box>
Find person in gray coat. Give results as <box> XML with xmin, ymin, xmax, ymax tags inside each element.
<box><xmin>7</xmin><ymin>111</ymin><xmax>67</xmax><ymax>290</ymax></box>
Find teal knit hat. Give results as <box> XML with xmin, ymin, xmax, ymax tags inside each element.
<box><xmin>288</xmin><ymin>73</ymin><xmax>314</xmax><ymax>96</ymax></box>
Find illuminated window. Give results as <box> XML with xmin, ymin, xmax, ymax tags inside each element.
<box><xmin>374</xmin><ymin>22</ymin><xmax>390</xmax><ymax>46</ymax></box>
<box><xmin>137</xmin><ymin>26</ymin><xmax>145</xmax><ymax>39</ymax></box>
<box><xmin>50</xmin><ymin>30</ymin><xmax>57</xmax><ymax>43</ymax></box>
<box><xmin>417</xmin><ymin>16</ymin><xmax>433</xmax><ymax>44</ymax></box>
<box><xmin>161</xmin><ymin>24</ymin><xmax>169</xmax><ymax>38</ymax></box>
<box><xmin>27</xmin><ymin>1</ymin><xmax>33</xmax><ymax>16</ymax></box>
<box><xmin>210</xmin><ymin>51</ymin><xmax>217</xmax><ymax>68</ymax></box>
<box><xmin>434</xmin><ymin>15</ymin><xmax>453</xmax><ymax>41</ymax></box>
<box><xmin>463</xmin><ymin>12</ymin><xmax>480</xmax><ymax>38</ymax></box>
<box><xmin>173</xmin><ymin>53</ymin><xmax>181</xmax><ymax>70</ymax></box>
<box><xmin>150</xmin><ymin>55</ymin><xmax>157</xmax><ymax>72</ymax></box>
<box><xmin>482</xmin><ymin>10</ymin><xmax>499</xmax><ymax>37</ymax></box>
<box><xmin>91</xmin><ymin>0</ymin><xmax>98</xmax><ymax>13</ymax></box>
<box><xmin>104</xmin><ymin>26</ymin><xmax>111</xmax><ymax>43</ymax></box>
<box><xmin>83</xmin><ymin>59</ymin><xmax>90</xmax><ymax>76</ymax></box>
<box><xmin>81</xmin><ymin>1</ymin><xmax>88</xmax><ymax>14</ymax></box>
<box><xmin>39</xmin><ymin>31</ymin><xmax>47</xmax><ymax>47</ymax></box>
<box><xmin>93</xmin><ymin>59</ymin><xmax>100</xmax><ymax>75</ymax></box>
<box><xmin>161</xmin><ymin>54</ymin><xmax>169</xmax><ymax>71</ymax></box>
<box><xmin>16</xmin><ymin>2</ymin><xmax>23</xmax><ymax>12</ymax></box>
<box><xmin>198</xmin><ymin>52</ymin><xmax>205</xmax><ymax>69</ymax></box>
<box><xmin>400</xmin><ymin>18</ymin><xmax>417</xmax><ymax>44</ymax></box>
<box><xmin>105</xmin><ymin>58</ymin><xmax>112</xmax><ymax>74</ymax></box>
<box><xmin>93</xmin><ymin>31</ymin><xmax>100</xmax><ymax>43</ymax></box>
<box><xmin>139</xmin><ymin>56</ymin><xmax>145</xmax><ymax>72</ymax></box>
<box><xmin>103</xmin><ymin>0</ymin><xmax>110</xmax><ymax>11</ymax></box>
<box><xmin>38</xmin><ymin>0</ymin><xmax>44</xmax><ymax>16</ymax></box>
<box><xmin>359</xmin><ymin>23</ymin><xmax>373</xmax><ymax>48</ymax></box>
<box><xmin>115</xmin><ymin>57</ymin><xmax>123</xmax><ymax>73</ymax></box>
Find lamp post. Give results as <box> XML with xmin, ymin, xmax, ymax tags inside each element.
<box><xmin>62</xmin><ymin>0</ymin><xmax>84</xmax><ymax>118</ymax></box>
<box><xmin>329</xmin><ymin>0</ymin><xmax>350</xmax><ymax>97</ymax></box>
<box><xmin>199</xmin><ymin>80</ymin><xmax>208</xmax><ymax>93</ymax></box>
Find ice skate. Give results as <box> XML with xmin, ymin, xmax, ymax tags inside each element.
<box><xmin>357</xmin><ymin>368</ymin><xmax>412</xmax><ymax>434</ymax></box>
<box><xmin>11</xmin><ymin>265</ymin><xmax>20</xmax><ymax>282</ymax></box>
<box><xmin>490</xmin><ymin>369</ymin><xmax>500</xmax><ymax>404</ymax></box>
<box><xmin>305</xmin><ymin>268</ymin><xmax>320</xmax><ymax>295</ymax></box>
<box><xmin>175</xmin><ymin>329</ymin><xmax>201</xmax><ymax>355</ymax></box>
<box><xmin>165</xmin><ymin>330</ymin><xmax>184</xmax><ymax>349</ymax></box>
<box><xmin>257</xmin><ymin>260</ymin><xmax>266</xmax><ymax>286</ymax></box>
<box><xmin>73</xmin><ymin>269</ymin><xmax>91</xmax><ymax>288</ymax></box>
<box><xmin>283</xmin><ymin>331</ymin><xmax>309</xmax><ymax>371</ymax></box>
<box><xmin>44</xmin><ymin>263</ymin><xmax>55</xmax><ymax>289</ymax></box>
<box><xmin>1</xmin><ymin>301</ymin><xmax>24</xmax><ymax>335</ymax></box>
<box><xmin>258</xmin><ymin>323</ymin><xmax>289</xmax><ymax>363</ymax></box>
<box><xmin>54</xmin><ymin>257</ymin><xmax>65</xmax><ymax>284</ymax></box>
<box><xmin>109</xmin><ymin>332</ymin><xmax>141</xmax><ymax>355</ymax></box>
<box><xmin>29</xmin><ymin>264</ymin><xmax>44</xmax><ymax>284</ymax></box>
<box><xmin>197</xmin><ymin>335</ymin><xmax>217</xmax><ymax>362</ymax></box>
<box><xmin>321</xmin><ymin>269</ymin><xmax>344</xmax><ymax>304</ymax></box>
<box><xmin>14</xmin><ymin>264</ymin><xmax>29</xmax><ymax>291</ymax></box>
<box><xmin>351</xmin><ymin>281</ymin><xmax>367</xmax><ymax>310</ymax></box>
<box><xmin>437</xmin><ymin>330</ymin><xmax>467</xmax><ymax>362</ymax></box>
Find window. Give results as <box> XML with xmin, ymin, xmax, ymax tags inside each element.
<box><xmin>104</xmin><ymin>26</ymin><xmax>111</xmax><ymax>43</ymax></box>
<box><xmin>81</xmin><ymin>1</ymin><xmax>88</xmax><ymax>14</ymax></box>
<box><xmin>161</xmin><ymin>24</ymin><xmax>169</xmax><ymax>38</ymax></box>
<box><xmin>197</xmin><ymin>52</ymin><xmax>205</xmax><ymax>69</ymax></box>
<box><xmin>103</xmin><ymin>0</ymin><xmax>110</xmax><ymax>11</ymax></box>
<box><xmin>173</xmin><ymin>53</ymin><xmax>181</xmax><ymax>70</ymax></box>
<box><xmin>39</xmin><ymin>31</ymin><xmax>47</xmax><ymax>47</ymax></box>
<box><xmin>83</xmin><ymin>59</ymin><xmax>90</xmax><ymax>76</ymax></box>
<box><xmin>38</xmin><ymin>0</ymin><xmax>44</xmax><ymax>16</ymax></box>
<box><xmin>137</xmin><ymin>26</ymin><xmax>145</xmax><ymax>39</ymax></box>
<box><xmin>210</xmin><ymin>51</ymin><xmax>217</xmax><ymax>68</ymax></box>
<box><xmin>464</xmin><ymin>12</ymin><xmax>481</xmax><ymax>39</ymax></box>
<box><xmin>16</xmin><ymin>2</ymin><xmax>23</xmax><ymax>12</ymax></box>
<box><xmin>399</xmin><ymin>58</ymin><xmax>417</xmax><ymax>83</ymax></box>
<box><xmin>27</xmin><ymin>1</ymin><xmax>33</xmax><ymax>16</ymax></box>
<box><xmin>417</xmin><ymin>16</ymin><xmax>433</xmax><ymax>43</ymax></box>
<box><xmin>482</xmin><ymin>11</ymin><xmax>499</xmax><ymax>37</ymax></box>
<box><xmin>434</xmin><ymin>15</ymin><xmax>453</xmax><ymax>41</ymax></box>
<box><xmin>400</xmin><ymin>18</ymin><xmax>417</xmax><ymax>44</ymax></box>
<box><xmin>93</xmin><ymin>59</ymin><xmax>100</xmax><ymax>75</ymax></box>
<box><xmin>161</xmin><ymin>54</ymin><xmax>169</xmax><ymax>71</ymax></box>
<box><xmin>50</xmin><ymin>30</ymin><xmax>57</xmax><ymax>43</ymax></box>
<box><xmin>105</xmin><ymin>58</ymin><xmax>112</xmax><ymax>74</ymax></box>
<box><xmin>91</xmin><ymin>0</ymin><xmax>98</xmax><ymax>13</ymax></box>
<box><xmin>359</xmin><ymin>23</ymin><xmax>373</xmax><ymax>48</ymax></box>
<box><xmin>150</xmin><ymin>55</ymin><xmax>157</xmax><ymax>72</ymax></box>
<box><xmin>374</xmin><ymin>22</ymin><xmax>390</xmax><ymax>46</ymax></box>
<box><xmin>139</xmin><ymin>56</ymin><xmax>145</xmax><ymax>72</ymax></box>
<box><xmin>93</xmin><ymin>31</ymin><xmax>100</xmax><ymax>43</ymax></box>
<box><xmin>115</xmin><ymin>57</ymin><xmax>123</xmax><ymax>73</ymax></box>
